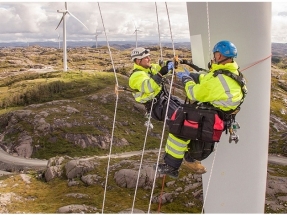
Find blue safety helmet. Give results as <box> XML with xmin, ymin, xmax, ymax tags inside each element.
<box><xmin>212</xmin><ymin>40</ymin><xmax>237</xmax><ymax>58</ymax></box>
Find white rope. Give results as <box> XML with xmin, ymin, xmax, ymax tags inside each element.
<box><xmin>165</xmin><ymin>2</ymin><xmax>176</xmax><ymax>57</ymax></box>
<box><xmin>206</xmin><ymin>2</ymin><xmax>212</xmax><ymax>60</ymax></box>
<box><xmin>201</xmin><ymin>143</ymin><xmax>219</xmax><ymax>213</ymax></box>
<box><xmin>155</xmin><ymin>2</ymin><xmax>163</xmax><ymax>61</ymax></box>
<box><xmin>132</xmin><ymin>2</ymin><xmax>168</xmax><ymax>212</ymax></box>
<box><xmin>97</xmin><ymin>3</ymin><xmax>119</xmax><ymax>214</ymax></box>
<box><xmin>199</xmin><ymin>3</ymin><xmax>219</xmax><ymax>213</ymax></box>
<box><xmin>148</xmin><ymin>2</ymin><xmax>177</xmax><ymax>213</ymax></box>
<box><xmin>131</xmin><ymin>99</ymin><xmax>155</xmax><ymax>213</ymax></box>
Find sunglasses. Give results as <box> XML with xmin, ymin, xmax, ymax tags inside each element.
<box><xmin>141</xmin><ymin>49</ymin><xmax>150</xmax><ymax>55</ymax></box>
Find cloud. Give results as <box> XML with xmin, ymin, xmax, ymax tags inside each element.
<box><xmin>272</xmin><ymin>2</ymin><xmax>287</xmax><ymax>43</ymax></box>
<box><xmin>0</xmin><ymin>2</ymin><xmax>284</xmax><ymax>43</ymax></box>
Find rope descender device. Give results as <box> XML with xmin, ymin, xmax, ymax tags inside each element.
<box><xmin>173</xmin><ymin>55</ymin><xmax>179</xmax><ymax>69</ymax></box>
<box><xmin>114</xmin><ymin>84</ymin><xmax>124</xmax><ymax>96</ymax></box>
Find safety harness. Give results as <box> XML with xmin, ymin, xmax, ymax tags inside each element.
<box><xmin>129</xmin><ymin>67</ymin><xmax>181</xmax><ymax>121</ymax></box>
<box><xmin>178</xmin><ymin>68</ymin><xmax>247</xmax><ymax>143</ymax></box>
<box><xmin>213</xmin><ymin>69</ymin><xmax>248</xmax><ymax>111</ymax></box>
<box><xmin>210</xmin><ymin>69</ymin><xmax>248</xmax><ymax>142</ymax></box>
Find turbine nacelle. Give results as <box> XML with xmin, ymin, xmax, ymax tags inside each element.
<box><xmin>57</xmin><ymin>9</ymin><xmax>67</xmax><ymax>13</ymax></box>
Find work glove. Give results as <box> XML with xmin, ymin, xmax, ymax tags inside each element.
<box><xmin>176</xmin><ymin>68</ymin><xmax>190</xmax><ymax>81</ymax></box>
<box><xmin>189</xmin><ymin>72</ymin><xmax>200</xmax><ymax>84</ymax></box>
<box><xmin>166</xmin><ymin>61</ymin><xmax>174</xmax><ymax>71</ymax></box>
<box><xmin>158</xmin><ymin>59</ymin><xmax>164</xmax><ymax>67</ymax></box>
<box><xmin>158</xmin><ymin>61</ymin><xmax>174</xmax><ymax>76</ymax></box>
<box><xmin>207</xmin><ymin>60</ymin><xmax>214</xmax><ymax>69</ymax></box>
<box><xmin>180</xmin><ymin>59</ymin><xmax>190</xmax><ymax>64</ymax></box>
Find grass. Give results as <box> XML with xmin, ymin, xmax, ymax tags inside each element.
<box><xmin>0</xmin><ymin>46</ymin><xmax>287</xmax><ymax>213</ymax></box>
<box><xmin>0</xmin><ymin>153</ymin><xmax>204</xmax><ymax>213</ymax></box>
<box><xmin>0</xmin><ymin>68</ymin><xmax>169</xmax><ymax>159</ymax></box>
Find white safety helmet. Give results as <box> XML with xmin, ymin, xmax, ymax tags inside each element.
<box><xmin>131</xmin><ymin>47</ymin><xmax>150</xmax><ymax>62</ymax></box>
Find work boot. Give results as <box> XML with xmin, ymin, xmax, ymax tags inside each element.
<box><xmin>182</xmin><ymin>159</ymin><xmax>207</xmax><ymax>174</ymax></box>
<box><xmin>153</xmin><ymin>163</ymin><xmax>179</xmax><ymax>179</ymax></box>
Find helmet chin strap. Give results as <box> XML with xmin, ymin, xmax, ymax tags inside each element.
<box><xmin>215</xmin><ymin>57</ymin><xmax>232</xmax><ymax>65</ymax></box>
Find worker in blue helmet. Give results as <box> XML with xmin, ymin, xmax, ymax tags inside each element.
<box><xmin>154</xmin><ymin>40</ymin><xmax>247</xmax><ymax>179</ymax></box>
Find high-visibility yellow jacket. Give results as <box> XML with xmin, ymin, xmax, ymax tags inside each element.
<box><xmin>184</xmin><ymin>61</ymin><xmax>244</xmax><ymax>111</ymax></box>
<box><xmin>129</xmin><ymin>63</ymin><xmax>163</xmax><ymax>103</ymax></box>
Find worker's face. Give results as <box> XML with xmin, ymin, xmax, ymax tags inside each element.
<box><xmin>213</xmin><ymin>52</ymin><xmax>222</xmax><ymax>64</ymax></box>
<box><xmin>137</xmin><ymin>56</ymin><xmax>151</xmax><ymax>68</ymax></box>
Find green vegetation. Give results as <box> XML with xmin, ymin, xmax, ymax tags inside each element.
<box><xmin>0</xmin><ymin>155</ymin><xmax>203</xmax><ymax>213</ymax></box>
<box><xmin>0</xmin><ymin>45</ymin><xmax>287</xmax><ymax>213</ymax></box>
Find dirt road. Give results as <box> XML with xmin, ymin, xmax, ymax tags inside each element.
<box><xmin>0</xmin><ymin>149</ymin><xmax>285</xmax><ymax>176</ymax></box>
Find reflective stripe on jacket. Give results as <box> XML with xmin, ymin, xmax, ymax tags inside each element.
<box><xmin>129</xmin><ymin>63</ymin><xmax>162</xmax><ymax>103</ymax></box>
<box><xmin>184</xmin><ymin>61</ymin><xmax>244</xmax><ymax>111</ymax></box>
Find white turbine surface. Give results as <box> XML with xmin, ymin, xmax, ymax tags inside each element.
<box><xmin>55</xmin><ymin>2</ymin><xmax>88</xmax><ymax>71</ymax></box>
<box><xmin>186</xmin><ymin>2</ymin><xmax>271</xmax><ymax>213</ymax></box>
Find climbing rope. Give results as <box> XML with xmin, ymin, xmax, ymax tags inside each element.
<box><xmin>240</xmin><ymin>54</ymin><xmax>272</xmax><ymax>72</ymax></box>
<box><xmin>130</xmin><ymin>99</ymin><xmax>155</xmax><ymax>213</ymax></box>
<box><xmin>155</xmin><ymin>2</ymin><xmax>164</xmax><ymax>62</ymax></box>
<box><xmin>97</xmin><ymin>3</ymin><xmax>120</xmax><ymax>214</ymax></box>
<box><xmin>131</xmin><ymin>2</ymin><xmax>173</xmax><ymax>212</ymax></box>
<box><xmin>199</xmin><ymin>3</ymin><xmax>217</xmax><ymax>213</ymax></box>
<box><xmin>157</xmin><ymin>175</ymin><xmax>167</xmax><ymax>213</ymax></box>
<box><xmin>148</xmin><ymin>2</ymin><xmax>178</xmax><ymax>213</ymax></box>
<box><xmin>206</xmin><ymin>2</ymin><xmax>212</xmax><ymax>60</ymax></box>
<box><xmin>201</xmin><ymin>142</ymin><xmax>219</xmax><ymax>213</ymax></box>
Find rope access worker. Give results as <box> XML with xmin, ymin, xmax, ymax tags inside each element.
<box><xmin>129</xmin><ymin>47</ymin><xmax>182</xmax><ymax>123</ymax></box>
<box><xmin>155</xmin><ymin>40</ymin><xmax>248</xmax><ymax>178</ymax></box>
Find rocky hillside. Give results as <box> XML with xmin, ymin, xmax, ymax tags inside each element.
<box><xmin>0</xmin><ymin>45</ymin><xmax>286</xmax><ymax>213</ymax></box>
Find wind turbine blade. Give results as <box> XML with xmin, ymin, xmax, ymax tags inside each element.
<box><xmin>67</xmin><ymin>11</ymin><xmax>89</xmax><ymax>30</ymax></box>
<box><xmin>65</xmin><ymin>2</ymin><xmax>67</xmax><ymax>10</ymax></box>
<box><xmin>55</xmin><ymin>15</ymin><xmax>64</xmax><ymax>30</ymax></box>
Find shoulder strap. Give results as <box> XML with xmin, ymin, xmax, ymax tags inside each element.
<box><xmin>130</xmin><ymin>67</ymin><xmax>154</xmax><ymax>78</ymax></box>
<box><xmin>213</xmin><ymin>69</ymin><xmax>247</xmax><ymax>113</ymax></box>
<box><xmin>213</xmin><ymin>69</ymin><xmax>247</xmax><ymax>96</ymax></box>
<box><xmin>129</xmin><ymin>68</ymin><xmax>141</xmax><ymax>77</ymax></box>
<box><xmin>213</xmin><ymin>69</ymin><xmax>244</xmax><ymax>86</ymax></box>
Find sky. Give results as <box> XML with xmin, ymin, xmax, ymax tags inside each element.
<box><xmin>0</xmin><ymin>1</ymin><xmax>286</xmax><ymax>44</ymax></box>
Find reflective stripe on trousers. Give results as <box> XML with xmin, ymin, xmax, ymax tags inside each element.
<box><xmin>165</xmin><ymin>133</ymin><xmax>190</xmax><ymax>159</ymax></box>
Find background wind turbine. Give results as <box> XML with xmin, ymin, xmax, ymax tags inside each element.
<box><xmin>95</xmin><ymin>30</ymin><xmax>101</xmax><ymax>49</ymax></box>
<box><xmin>133</xmin><ymin>22</ymin><xmax>141</xmax><ymax>48</ymax></box>
<box><xmin>57</xmin><ymin>33</ymin><xmax>60</xmax><ymax>49</ymax></box>
<box><xmin>55</xmin><ymin>2</ymin><xmax>88</xmax><ymax>71</ymax></box>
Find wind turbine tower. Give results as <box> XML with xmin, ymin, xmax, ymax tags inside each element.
<box><xmin>55</xmin><ymin>2</ymin><xmax>89</xmax><ymax>71</ymax></box>
<box><xmin>57</xmin><ymin>33</ymin><xmax>60</xmax><ymax>49</ymax></box>
<box><xmin>133</xmin><ymin>22</ymin><xmax>141</xmax><ymax>48</ymax></box>
<box><xmin>95</xmin><ymin>30</ymin><xmax>101</xmax><ymax>49</ymax></box>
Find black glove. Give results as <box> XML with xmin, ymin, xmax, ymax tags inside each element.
<box><xmin>189</xmin><ymin>73</ymin><xmax>200</xmax><ymax>84</ymax></box>
<box><xmin>208</xmin><ymin>60</ymin><xmax>214</xmax><ymax>69</ymax></box>
<box><xmin>180</xmin><ymin>59</ymin><xmax>189</xmax><ymax>64</ymax></box>
<box><xmin>159</xmin><ymin>66</ymin><xmax>169</xmax><ymax>76</ymax></box>
<box><xmin>158</xmin><ymin>59</ymin><xmax>164</xmax><ymax>67</ymax></box>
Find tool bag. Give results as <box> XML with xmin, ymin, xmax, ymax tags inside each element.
<box><xmin>150</xmin><ymin>92</ymin><xmax>182</xmax><ymax>121</ymax></box>
<box><xmin>145</xmin><ymin>82</ymin><xmax>183</xmax><ymax>121</ymax></box>
<box><xmin>167</xmin><ymin>103</ymin><xmax>224</xmax><ymax>142</ymax></box>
